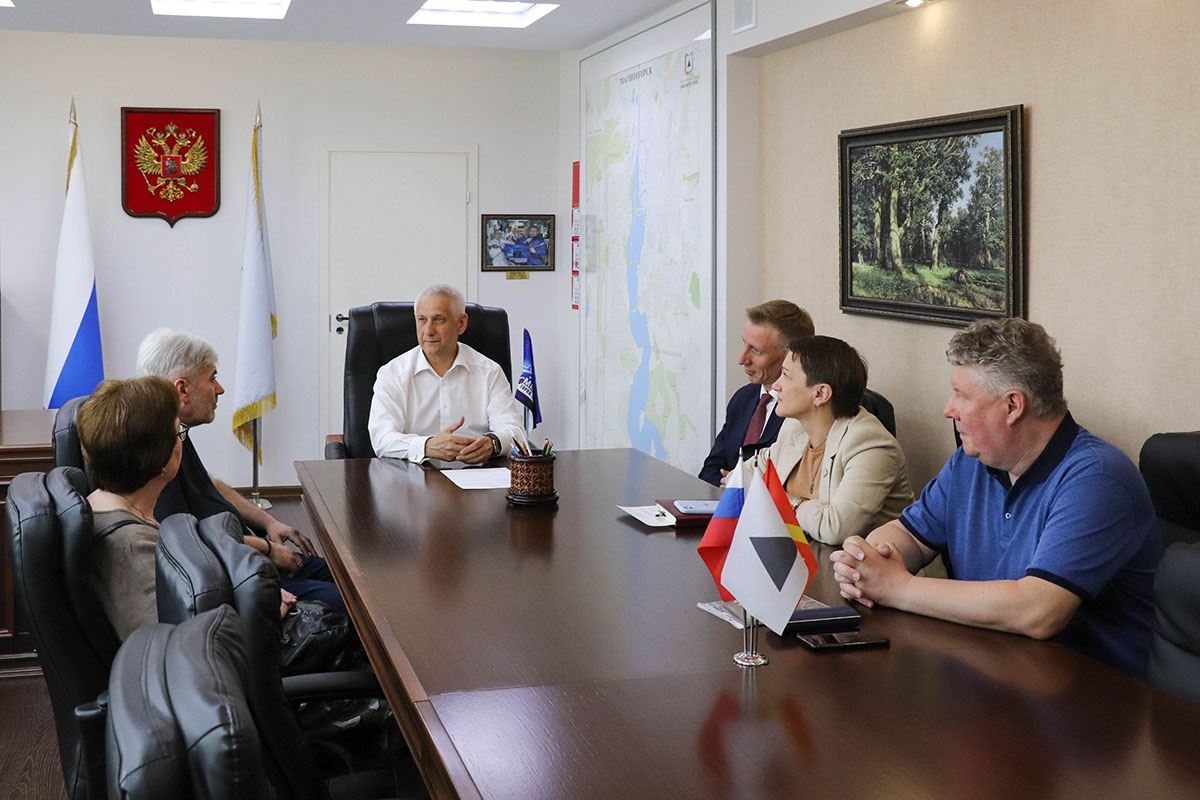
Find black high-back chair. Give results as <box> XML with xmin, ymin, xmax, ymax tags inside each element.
<box><xmin>52</xmin><ymin>395</ymin><xmax>95</xmax><ymax>491</ymax></box>
<box><xmin>6</xmin><ymin>467</ymin><xmax>117</xmax><ymax>800</ymax></box>
<box><xmin>1147</xmin><ymin>542</ymin><xmax>1200</xmax><ymax>707</ymax></box>
<box><xmin>156</xmin><ymin>513</ymin><xmax>422</xmax><ymax>800</ymax></box>
<box><xmin>1139</xmin><ymin>431</ymin><xmax>1200</xmax><ymax>546</ymax></box>
<box><xmin>157</xmin><ymin>512</ymin><xmax>323</xmax><ymax>800</ymax></box>
<box><xmin>861</xmin><ymin>388</ymin><xmax>896</xmax><ymax>437</ymax></box>
<box><xmin>327</xmin><ymin>301</ymin><xmax>512</xmax><ymax>459</ymax></box>
<box><xmin>106</xmin><ymin>607</ymin><xmax>271</xmax><ymax>800</ymax></box>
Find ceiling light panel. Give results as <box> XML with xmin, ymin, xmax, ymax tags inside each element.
<box><xmin>150</xmin><ymin>0</ymin><xmax>293</xmax><ymax>20</ymax></box>
<box><xmin>408</xmin><ymin>1</ymin><xmax>559</xmax><ymax>29</ymax></box>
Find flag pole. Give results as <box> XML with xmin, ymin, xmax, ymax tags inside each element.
<box><xmin>734</xmin><ymin>607</ymin><xmax>768</xmax><ymax>667</ymax></box>
<box><xmin>250</xmin><ymin>418</ymin><xmax>271</xmax><ymax>509</ymax></box>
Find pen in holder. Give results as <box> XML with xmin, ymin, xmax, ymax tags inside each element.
<box><xmin>507</xmin><ymin>452</ymin><xmax>558</xmax><ymax>505</ymax></box>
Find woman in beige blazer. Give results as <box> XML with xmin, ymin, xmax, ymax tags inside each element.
<box><xmin>762</xmin><ymin>335</ymin><xmax>912</xmax><ymax>545</ymax></box>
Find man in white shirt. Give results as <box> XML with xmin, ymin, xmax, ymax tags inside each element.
<box><xmin>368</xmin><ymin>285</ymin><xmax>524</xmax><ymax>463</ymax></box>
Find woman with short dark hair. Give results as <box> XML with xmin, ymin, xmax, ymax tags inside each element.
<box><xmin>77</xmin><ymin>376</ymin><xmax>184</xmax><ymax>639</ymax></box>
<box><xmin>78</xmin><ymin>377</ymin><xmax>297</xmax><ymax>638</ymax></box>
<box><xmin>765</xmin><ymin>336</ymin><xmax>913</xmax><ymax>545</ymax></box>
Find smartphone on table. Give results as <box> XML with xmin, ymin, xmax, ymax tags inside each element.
<box><xmin>797</xmin><ymin>631</ymin><xmax>890</xmax><ymax>651</ymax></box>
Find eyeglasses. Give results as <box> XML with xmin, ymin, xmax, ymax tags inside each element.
<box><xmin>177</xmin><ymin>425</ymin><xmax>190</xmax><ymax>442</ymax></box>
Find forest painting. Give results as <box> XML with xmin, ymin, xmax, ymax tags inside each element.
<box><xmin>839</xmin><ymin>106</ymin><xmax>1024</xmax><ymax>326</ymax></box>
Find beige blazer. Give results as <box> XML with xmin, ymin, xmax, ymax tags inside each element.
<box><xmin>761</xmin><ymin>408</ymin><xmax>913</xmax><ymax>545</ymax></box>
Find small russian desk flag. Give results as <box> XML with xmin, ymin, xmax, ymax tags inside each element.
<box><xmin>697</xmin><ymin>457</ymin><xmax>746</xmax><ymax>601</ymax></box>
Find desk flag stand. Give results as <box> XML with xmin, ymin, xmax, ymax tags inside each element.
<box><xmin>735</xmin><ymin>608</ymin><xmax>768</xmax><ymax>667</ymax></box>
<box><xmin>249</xmin><ymin>418</ymin><xmax>271</xmax><ymax>509</ymax></box>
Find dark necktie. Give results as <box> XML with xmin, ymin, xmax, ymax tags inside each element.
<box><xmin>743</xmin><ymin>393</ymin><xmax>772</xmax><ymax>447</ymax></box>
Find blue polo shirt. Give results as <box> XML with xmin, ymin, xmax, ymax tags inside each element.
<box><xmin>900</xmin><ymin>414</ymin><xmax>1160</xmax><ymax>678</ymax></box>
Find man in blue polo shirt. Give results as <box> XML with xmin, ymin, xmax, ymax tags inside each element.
<box><xmin>831</xmin><ymin>318</ymin><xmax>1160</xmax><ymax>677</ymax></box>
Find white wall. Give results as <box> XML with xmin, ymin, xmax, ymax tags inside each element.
<box><xmin>0</xmin><ymin>30</ymin><xmax>563</xmax><ymax>486</ymax></box>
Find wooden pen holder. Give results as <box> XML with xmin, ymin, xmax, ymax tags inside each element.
<box><xmin>507</xmin><ymin>453</ymin><xmax>558</xmax><ymax>505</ymax></box>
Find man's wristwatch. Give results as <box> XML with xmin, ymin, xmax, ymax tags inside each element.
<box><xmin>485</xmin><ymin>432</ymin><xmax>502</xmax><ymax>457</ymax></box>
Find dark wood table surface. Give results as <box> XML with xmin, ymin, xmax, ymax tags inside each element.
<box><xmin>297</xmin><ymin>448</ymin><xmax>1200</xmax><ymax>800</ymax></box>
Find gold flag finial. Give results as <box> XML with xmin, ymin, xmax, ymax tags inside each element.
<box><xmin>68</xmin><ymin>97</ymin><xmax>77</xmax><ymax>126</ymax></box>
<box><xmin>255</xmin><ymin>101</ymin><xmax>262</xmax><ymax>127</ymax></box>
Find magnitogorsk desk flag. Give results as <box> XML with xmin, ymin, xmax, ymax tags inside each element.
<box><xmin>719</xmin><ymin>459</ymin><xmax>818</xmax><ymax>635</ymax></box>
<box><xmin>45</xmin><ymin>99</ymin><xmax>104</xmax><ymax>409</ymax></box>
<box><xmin>232</xmin><ymin>103</ymin><xmax>278</xmax><ymax>461</ymax></box>
<box><xmin>515</xmin><ymin>328</ymin><xmax>542</xmax><ymax>427</ymax></box>
<box><xmin>697</xmin><ymin>457</ymin><xmax>746</xmax><ymax>602</ymax></box>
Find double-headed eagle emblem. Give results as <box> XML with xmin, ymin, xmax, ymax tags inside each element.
<box><xmin>134</xmin><ymin>122</ymin><xmax>208</xmax><ymax>202</ymax></box>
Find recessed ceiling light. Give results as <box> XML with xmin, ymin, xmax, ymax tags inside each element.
<box><xmin>900</xmin><ymin>0</ymin><xmax>926</xmax><ymax>7</ymax></box>
<box><xmin>150</xmin><ymin>0</ymin><xmax>292</xmax><ymax>20</ymax></box>
<box><xmin>407</xmin><ymin>1</ymin><xmax>560</xmax><ymax>29</ymax></box>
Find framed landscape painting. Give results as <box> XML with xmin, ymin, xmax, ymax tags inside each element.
<box><xmin>839</xmin><ymin>106</ymin><xmax>1024</xmax><ymax>326</ymax></box>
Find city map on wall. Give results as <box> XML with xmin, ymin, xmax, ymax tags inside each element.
<box><xmin>579</xmin><ymin>5</ymin><xmax>714</xmax><ymax>470</ymax></box>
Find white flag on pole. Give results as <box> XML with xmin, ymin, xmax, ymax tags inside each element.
<box><xmin>232</xmin><ymin>103</ymin><xmax>278</xmax><ymax>459</ymax></box>
<box><xmin>720</xmin><ymin>459</ymin><xmax>818</xmax><ymax>635</ymax></box>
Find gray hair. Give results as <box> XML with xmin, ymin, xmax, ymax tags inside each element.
<box><xmin>135</xmin><ymin>328</ymin><xmax>218</xmax><ymax>381</ymax></box>
<box><xmin>946</xmin><ymin>318</ymin><xmax>1066</xmax><ymax>417</ymax></box>
<box><xmin>416</xmin><ymin>284</ymin><xmax>466</xmax><ymax>317</ymax></box>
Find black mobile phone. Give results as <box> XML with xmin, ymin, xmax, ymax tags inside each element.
<box><xmin>784</xmin><ymin>605</ymin><xmax>861</xmax><ymax>636</ymax></box>
<box><xmin>797</xmin><ymin>631</ymin><xmax>890</xmax><ymax>651</ymax></box>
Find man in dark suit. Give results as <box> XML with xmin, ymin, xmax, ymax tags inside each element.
<box><xmin>699</xmin><ymin>300</ymin><xmax>815</xmax><ymax>485</ymax></box>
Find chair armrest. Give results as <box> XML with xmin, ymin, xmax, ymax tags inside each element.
<box><xmin>324</xmin><ymin>434</ymin><xmax>347</xmax><ymax>460</ymax></box>
<box><xmin>75</xmin><ymin>692</ymin><xmax>109</xmax><ymax>800</ymax></box>
<box><xmin>282</xmin><ymin>670</ymin><xmax>383</xmax><ymax>702</ymax></box>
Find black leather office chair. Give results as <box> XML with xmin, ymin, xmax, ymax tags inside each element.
<box><xmin>327</xmin><ymin>301</ymin><xmax>512</xmax><ymax>459</ymax></box>
<box><xmin>106</xmin><ymin>607</ymin><xmax>271</xmax><ymax>799</ymax></box>
<box><xmin>1147</xmin><ymin>542</ymin><xmax>1200</xmax><ymax>707</ymax></box>
<box><xmin>6</xmin><ymin>467</ymin><xmax>117</xmax><ymax>800</ymax></box>
<box><xmin>860</xmin><ymin>388</ymin><xmax>896</xmax><ymax>437</ymax></box>
<box><xmin>1139</xmin><ymin>431</ymin><xmax>1200</xmax><ymax>546</ymax></box>
<box><xmin>52</xmin><ymin>395</ymin><xmax>93</xmax><ymax>488</ymax></box>
<box><xmin>156</xmin><ymin>513</ymin><xmax>423</xmax><ymax>799</ymax></box>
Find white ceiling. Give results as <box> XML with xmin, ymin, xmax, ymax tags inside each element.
<box><xmin>0</xmin><ymin>0</ymin><xmax>691</xmax><ymax>51</ymax></box>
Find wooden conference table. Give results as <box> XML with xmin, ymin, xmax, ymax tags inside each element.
<box><xmin>297</xmin><ymin>448</ymin><xmax>1200</xmax><ymax>800</ymax></box>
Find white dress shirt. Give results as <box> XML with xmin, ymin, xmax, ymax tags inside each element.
<box><xmin>368</xmin><ymin>342</ymin><xmax>525</xmax><ymax>463</ymax></box>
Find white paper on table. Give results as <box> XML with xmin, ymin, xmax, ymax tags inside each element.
<box><xmin>617</xmin><ymin>504</ymin><xmax>676</xmax><ymax>527</ymax></box>
<box><xmin>442</xmin><ymin>468</ymin><xmax>511</xmax><ymax>490</ymax></box>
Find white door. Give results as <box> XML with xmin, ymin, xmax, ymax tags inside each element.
<box><xmin>321</xmin><ymin>148</ymin><xmax>474</xmax><ymax>438</ymax></box>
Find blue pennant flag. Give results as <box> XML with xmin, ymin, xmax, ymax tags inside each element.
<box><xmin>515</xmin><ymin>328</ymin><xmax>542</xmax><ymax>427</ymax></box>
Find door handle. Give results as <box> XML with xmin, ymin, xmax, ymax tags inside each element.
<box><xmin>334</xmin><ymin>313</ymin><xmax>349</xmax><ymax>335</ymax></box>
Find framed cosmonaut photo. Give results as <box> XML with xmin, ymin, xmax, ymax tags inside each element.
<box><xmin>481</xmin><ymin>214</ymin><xmax>555</xmax><ymax>272</ymax></box>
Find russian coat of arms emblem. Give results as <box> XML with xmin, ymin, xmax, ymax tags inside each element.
<box><xmin>121</xmin><ymin>108</ymin><xmax>220</xmax><ymax>226</ymax></box>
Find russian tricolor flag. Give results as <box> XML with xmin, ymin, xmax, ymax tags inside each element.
<box><xmin>697</xmin><ymin>457</ymin><xmax>746</xmax><ymax>601</ymax></box>
<box><xmin>44</xmin><ymin>101</ymin><xmax>104</xmax><ymax>408</ymax></box>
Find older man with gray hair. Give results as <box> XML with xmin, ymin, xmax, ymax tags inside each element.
<box><xmin>136</xmin><ymin>328</ymin><xmax>345</xmax><ymax>612</ymax></box>
<box><xmin>831</xmin><ymin>318</ymin><xmax>1160</xmax><ymax>677</ymax></box>
<box><xmin>368</xmin><ymin>284</ymin><xmax>524</xmax><ymax>463</ymax></box>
